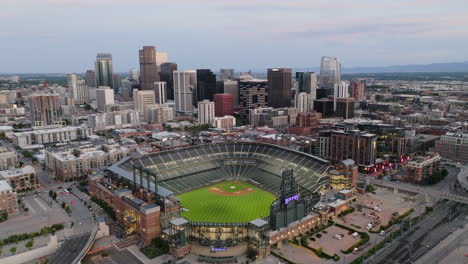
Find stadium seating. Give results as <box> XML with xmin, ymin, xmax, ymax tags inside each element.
<box><xmin>117</xmin><ymin>142</ymin><xmax>330</xmax><ymax>195</ymax></box>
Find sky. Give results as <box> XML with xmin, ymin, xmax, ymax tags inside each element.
<box><xmin>1</xmin><ymin>0</ymin><xmax>468</xmax><ymax>73</ymax></box>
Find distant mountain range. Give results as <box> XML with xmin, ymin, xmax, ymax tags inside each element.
<box><xmin>290</xmin><ymin>61</ymin><xmax>468</xmax><ymax>74</ymax></box>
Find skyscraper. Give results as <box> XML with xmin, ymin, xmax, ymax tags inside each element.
<box><xmin>296</xmin><ymin>72</ymin><xmax>317</xmax><ymax>109</ymax></box>
<box><xmin>216</xmin><ymin>80</ymin><xmax>239</xmax><ymax>106</ymax></box>
<box><xmin>334</xmin><ymin>81</ymin><xmax>349</xmax><ymax>111</ymax></box>
<box><xmin>239</xmin><ymin>79</ymin><xmax>268</xmax><ymax>117</ymax></box>
<box><xmin>29</xmin><ymin>94</ymin><xmax>63</xmax><ymax>126</ymax></box>
<box><xmin>295</xmin><ymin>92</ymin><xmax>313</xmax><ymax>113</ymax></box>
<box><xmin>68</xmin><ymin>74</ymin><xmax>89</xmax><ymax>105</ymax></box>
<box><xmin>214</xmin><ymin>94</ymin><xmax>234</xmax><ymax>117</ymax></box>
<box><xmin>139</xmin><ymin>46</ymin><xmax>159</xmax><ymax>91</ymax></box>
<box><xmin>296</xmin><ymin>72</ymin><xmax>317</xmax><ymax>95</ymax></box>
<box><xmin>196</xmin><ymin>69</ymin><xmax>217</xmax><ymax>103</ymax></box>
<box><xmin>267</xmin><ymin>68</ymin><xmax>292</xmax><ymax>108</ymax></box>
<box><xmin>95</xmin><ymin>53</ymin><xmax>114</xmax><ymax>92</ymax></box>
<box><xmin>335</xmin><ymin>97</ymin><xmax>355</xmax><ymax>119</ymax></box>
<box><xmin>174</xmin><ymin>70</ymin><xmax>197</xmax><ymax>113</ymax></box>
<box><xmin>85</xmin><ymin>70</ymin><xmax>96</xmax><ymax>87</ymax></box>
<box><xmin>113</xmin><ymin>73</ymin><xmax>122</xmax><ymax>95</ymax></box>
<box><xmin>219</xmin><ymin>69</ymin><xmax>235</xmax><ymax>80</ymax></box>
<box><xmin>198</xmin><ymin>100</ymin><xmax>215</xmax><ymax>125</ymax></box>
<box><xmin>160</xmin><ymin>62</ymin><xmax>177</xmax><ymax>100</ymax></box>
<box><xmin>334</xmin><ymin>81</ymin><xmax>349</xmax><ymax>98</ymax></box>
<box><xmin>154</xmin><ymin>82</ymin><xmax>167</xmax><ymax>104</ymax></box>
<box><xmin>319</xmin><ymin>56</ymin><xmax>341</xmax><ymax>97</ymax></box>
<box><xmin>350</xmin><ymin>80</ymin><xmax>365</xmax><ymax>101</ymax></box>
<box><xmin>128</xmin><ymin>69</ymin><xmax>140</xmax><ymax>82</ymax></box>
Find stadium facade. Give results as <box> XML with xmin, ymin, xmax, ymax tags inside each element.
<box><xmin>89</xmin><ymin>142</ymin><xmax>331</xmax><ymax>258</ymax></box>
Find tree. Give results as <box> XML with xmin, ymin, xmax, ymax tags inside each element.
<box><xmin>365</xmin><ymin>184</ymin><xmax>376</xmax><ymax>193</ymax></box>
<box><xmin>25</xmin><ymin>239</ymin><xmax>34</xmax><ymax>248</ymax></box>
<box><xmin>246</xmin><ymin>248</ymin><xmax>258</xmax><ymax>260</ymax></box>
<box><xmin>10</xmin><ymin>247</ymin><xmax>16</xmax><ymax>254</ymax></box>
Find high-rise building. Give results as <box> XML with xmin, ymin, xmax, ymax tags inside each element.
<box><xmin>133</xmin><ymin>89</ymin><xmax>156</xmax><ymax>120</ymax></box>
<box><xmin>68</xmin><ymin>74</ymin><xmax>89</xmax><ymax>105</ymax></box>
<box><xmin>95</xmin><ymin>53</ymin><xmax>114</xmax><ymax>92</ymax></box>
<box><xmin>350</xmin><ymin>80</ymin><xmax>365</xmax><ymax>101</ymax></box>
<box><xmin>250</xmin><ymin>107</ymin><xmax>297</xmax><ymax>128</ymax></box>
<box><xmin>139</xmin><ymin>46</ymin><xmax>159</xmax><ymax>91</ymax></box>
<box><xmin>267</xmin><ymin>68</ymin><xmax>292</xmax><ymax>108</ymax></box>
<box><xmin>335</xmin><ymin>97</ymin><xmax>355</xmax><ymax>119</ymax></box>
<box><xmin>85</xmin><ymin>70</ymin><xmax>96</xmax><ymax>87</ymax></box>
<box><xmin>113</xmin><ymin>73</ymin><xmax>122</xmax><ymax>95</ymax></box>
<box><xmin>160</xmin><ymin>62</ymin><xmax>178</xmax><ymax>100</ymax></box>
<box><xmin>174</xmin><ymin>70</ymin><xmax>197</xmax><ymax>113</ymax></box>
<box><xmin>295</xmin><ymin>92</ymin><xmax>313</xmax><ymax>113</ymax></box>
<box><xmin>334</xmin><ymin>81</ymin><xmax>349</xmax><ymax>98</ymax></box>
<box><xmin>239</xmin><ymin>79</ymin><xmax>268</xmax><ymax>117</ymax></box>
<box><xmin>328</xmin><ymin>130</ymin><xmax>377</xmax><ymax>167</ymax></box>
<box><xmin>319</xmin><ymin>56</ymin><xmax>341</xmax><ymax>90</ymax></box>
<box><xmin>296</xmin><ymin>72</ymin><xmax>317</xmax><ymax>99</ymax></box>
<box><xmin>146</xmin><ymin>104</ymin><xmax>174</xmax><ymax>123</ymax></box>
<box><xmin>133</xmin><ymin>89</ymin><xmax>156</xmax><ymax>112</ymax></box>
<box><xmin>214</xmin><ymin>94</ymin><xmax>234</xmax><ymax>117</ymax></box>
<box><xmin>219</xmin><ymin>69</ymin><xmax>235</xmax><ymax>80</ymax></box>
<box><xmin>196</xmin><ymin>69</ymin><xmax>217</xmax><ymax>103</ymax></box>
<box><xmin>29</xmin><ymin>94</ymin><xmax>62</xmax><ymax>126</ymax></box>
<box><xmin>156</xmin><ymin>52</ymin><xmax>168</xmax><ymax>66</ymax></box>
<box><xmin>313</xmin><ymin>98</ymin><xmax>334</xmax><ymax>118</ymax></box>
<box><xmin>334</xmin><ymin>81</ymin><xmax>349</xmax><ymax>111</ymax></box>
<box><xmin>216</xmin><ymin>80</ymin><xmax>239</xmax><ymax>106</ymax></box>
<box><xmin>96</xmin><ymin>86</ymin><xmax>115</xmax><ymax>112</ymax></box>
<box><xmin>128</xmin><ymin>69</ymin><xmax>140</xmax><ymax>82</ymax></box>
<box><xmin>198</xmin><ymin>100</ymin><xmax>215</xmax><ymax>125</ymax></box>
<box><xmin>154</xmin><ymin>82</ymin><xmax>167</xmax><ymax>104</ymax></box>
<box><xmin>121</xmin><ymin>79</ymin><xmax>133</xmax><ymax>101</ymax></box>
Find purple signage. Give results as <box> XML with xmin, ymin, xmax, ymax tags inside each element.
<box><xmin>285</xmin><ymin>194</ymin><xmax>300</xmax><ymax>204</ymax></box>
<box><xmin>211</xmin><ymin>247</ymin><xmax>227</xmax><ymax>252</ymax></box>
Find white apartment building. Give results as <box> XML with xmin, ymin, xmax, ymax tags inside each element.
<box><xmin>0</xmin><ymin>166</ymin><xmax>39</xmax><ymax>192</ymax></box>
<box><xmin>68</xmin><ymin>74</ymin><xmax>90</xmax><ymax>105</ymax></box>
<box><xmin>146</xmin><ymin>104</ymin><xmax>174</xmax><ymax>123</ymax></box>
<box><xmin>96</xmin><ymin>86</ymin><xmax>115</xmax><ymax>112</ymax></box>
<box><xmin>45</xmin><ymin>143</ymin><xmax>129</xmax><ymax>181</ymax></box>
<box><xmin>12</xmin><ymin>126</ymin><xmax>93</xmax><ymax>147</ymax></box>
<box><xmin>87</xmin><ymin>110</ymin><xmax>140</xmax><ymax>131</ymax></box>
<box><xmin>295</xmin><ymin>92</ymin><xmax>314</xmax><ymax>113</ymax></box>
<box><xmin>0</xmin><ymin>148</ymin><xmax>18</xmax><ymax>170</ymax></box>
<box><xmin>212</xmin><ymin>115</ymin><xmax>236</xmax><ymax>129</ymax></box>
<box><xmin>198</xmin><ymin>100</ymin><xmax>215</xmax><ymax>125</ymax></box>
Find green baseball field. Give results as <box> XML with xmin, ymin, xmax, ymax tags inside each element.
<box><xmin>177</xmin><ymin>180</ymin><xmax>276</xmax><ymax>223</ymax></box>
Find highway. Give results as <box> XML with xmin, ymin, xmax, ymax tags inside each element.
<box><xmin>359</xmin><ymin>176</ymin><xmax>468</xmax><ymax>204</ymax></box>
<box><xmin>48</xmin><ymin>233</ymin><xmax>91</xmax><ymax>264</ymax></box>
<box><xmin>363</xmin><ymin>200</ymin><xmax>467</xmax><ymax>264</ymax></box>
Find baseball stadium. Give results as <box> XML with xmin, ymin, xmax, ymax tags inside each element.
<box><xmin>101</xmin><ymin>142</ymin><xmax>330</xmax><ymax>258</ymax></box>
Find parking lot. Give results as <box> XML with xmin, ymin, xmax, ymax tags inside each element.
<box><xmin>342</xmin><ymin>187</ymin><xmax>417</xmax><ymax>231</ymax></box>
<box><xmin>307</xmin><ymin>225</ymin><xmax>360</xmax><ymax>256</ymax></box>
<box><xmin>0</xmin><ymin>193</ymin><xmax>70</xmax><ymax>238</ymax></box>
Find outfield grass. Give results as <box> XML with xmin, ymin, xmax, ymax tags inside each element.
<box><xmin>177</xmin><ymin>181</ymin><xmax>276</xmax><ymax>223</ymax></box>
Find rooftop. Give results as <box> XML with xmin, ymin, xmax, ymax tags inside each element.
<box><xmin>0</xmin><ymin>180</ymin><xmax>13</xmax><ymax>192</ymax></box>
<box><xmin>0</xmin><ymin>166</ymin><xmax>35</xmax><ymax>179</ymax></box>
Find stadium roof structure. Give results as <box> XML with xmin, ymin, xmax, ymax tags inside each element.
<box><xmin>109</xmin><ymin>142</ymin><xmax>330</xmax><ymax>196</ymax></box>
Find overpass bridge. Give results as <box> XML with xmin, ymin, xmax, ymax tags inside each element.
<box><xmin>359</xmin><ymin>177</ymin><xmax>468</xmax><ymax>205</ymax></box>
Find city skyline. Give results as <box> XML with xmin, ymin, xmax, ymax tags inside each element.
<box><xmin>1</xmin><ymin>0</ymin><xmax>468</xmax><ymax>73</ymax></box>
